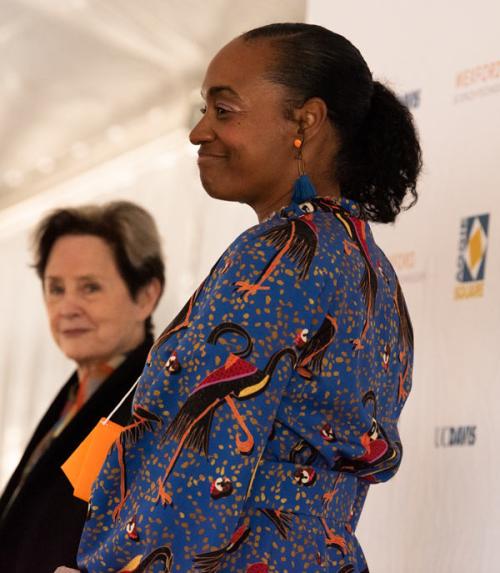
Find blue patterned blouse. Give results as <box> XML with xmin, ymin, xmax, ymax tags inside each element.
<box><xmin>78</xmin><ymin>194</ymin><xmax>413</xmax><ymax>573</ymax></box>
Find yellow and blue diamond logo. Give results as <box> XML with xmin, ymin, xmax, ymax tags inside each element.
<box><xmin>455</xmin><ymin>213</ymin><xmax>489</xmax><ymax>299</ymax></box>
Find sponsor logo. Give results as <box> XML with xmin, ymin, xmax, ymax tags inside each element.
<box><xmin>398</xmin><ymin>89</ymin><xmax>421</xmax><ymax>109</ymax></box>
<box><xmin>454</xmin><ymin>214</ymin><xmax>489</xmax><ymax>300</ymax></box>
<box><xmin>454</xmin><ymin>60</ymin><xmax>500</xmax><ymax>104</ymax></box>
<box><xmin>389</xmin><ymin>250</ymin><xmax>425</xmax><ymax>283</ymax></box>
<box><xmin>390</xmin><ymin>251</ymin><xmax>416</xmax><ymax>271</ymax></box>
<box><xmin>434</xmin><ymin>425</ymin><xmax>477</xmax><ymax>448</ymax></box>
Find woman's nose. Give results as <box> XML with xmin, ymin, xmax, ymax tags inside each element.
<box><xmin>189</xmin><ymin>113</ymin><xmax>215</xmax><ymax>146</ymax></box>
<box><xmin>55</xmin><ymin>294</ymin><xmax>83</xmax><ymax>318</ymax></box>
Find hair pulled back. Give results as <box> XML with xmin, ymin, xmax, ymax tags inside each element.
<box><xmin>243</xmin><ymin>23</ymin><xmax>422</xmax><ymax>223</ymax></box>
<box><xmin>33</xmin><ymin>200</ymin><xmax>165</xmax><ymax>335</ymax></box>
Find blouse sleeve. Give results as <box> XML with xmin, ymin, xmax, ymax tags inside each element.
<box><xmin>138</xmin><ymin>213</ymin><xmax>335</xmax><ymax>508</ymax></box>
<box><xmin>79</xmin><ymin>209</ymin><xmax>411</xmax><ymax>571</ymax></box>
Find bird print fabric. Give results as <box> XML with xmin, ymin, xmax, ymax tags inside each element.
<box><xmin>78</xmin><ymin>196</ymin><xmax>412</xmax><ymax>573</ymax></box>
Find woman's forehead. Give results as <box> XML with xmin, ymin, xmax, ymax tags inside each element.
<box><xmin>47</xmin><ymin>235</ymin><xmax>115</xmax><ymax>269</ymax></box>
<box><xmin>201</xmin><ymin>38</ymin><xmax>276</xmax><ymax>96</ymax></box>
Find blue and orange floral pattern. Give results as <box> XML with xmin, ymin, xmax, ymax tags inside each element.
<box><xmin>78</xmin><ymin>195</ymin><xmax>413</xmax><ymax>573</ymax></box>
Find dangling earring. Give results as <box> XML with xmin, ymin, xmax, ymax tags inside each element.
<box><xmin>292</xmin><ymin>135</ymin><xmax>316</xmax><ymax>203</ymax></box>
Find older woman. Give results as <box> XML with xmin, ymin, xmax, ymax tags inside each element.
<box><xmin>0</xmin><ymin>201</ymin><xmax>164</xmax><ymax>572</ymax></box>
<box><xmin>77</xmin><ymin>23</ymin><xmax>421</xmax><ymax>573</ymax></box>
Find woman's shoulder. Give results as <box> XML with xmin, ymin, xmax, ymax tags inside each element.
<box><xmin>233</xmin><ymin>200</ymin><xmax>354</xmax><ymax>243</ymax></box>
<box><xmin>209</xmin><ymin>198</ymin><xmax>367</xmax><ymax>289</ymax></box>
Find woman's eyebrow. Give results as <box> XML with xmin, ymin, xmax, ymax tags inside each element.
<box><xmin>44</xmin><ymin>274</ymin><xmax>102</xmax><ymax>281</ymax></box>
<box><xmin>201</xmin><ymin>85</ymin><xmax>243</xmax><ymax>101</ymax></box>
<box><xmin>76</xmin><ymin>275</ymin><xmax>101</xmax><ymax>281</ymax></box>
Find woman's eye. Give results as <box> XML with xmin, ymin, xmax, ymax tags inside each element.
<box><xmin>82</xmin><ymin>283</ymin><xmax>101</xmax><ymax>294</ymax></box>
<box><xmin>215</xmin><ymin>106</ymin><xmax>229</xmax><ymax>117</ymax></box>
<box><xmin>47</xmin><ymin>285</ymin><xmax>64</xmax><ymax>296</ymax></box>
<box><xmin>199</xmin><ymin>104</ymin><xmax>231</xmax><ymax>118</ymax></box>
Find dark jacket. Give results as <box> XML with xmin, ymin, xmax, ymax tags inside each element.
<box><xmin>0</xmin><ymin>336</ymin><xmax>152</xmax><ymax>572</ymax></box>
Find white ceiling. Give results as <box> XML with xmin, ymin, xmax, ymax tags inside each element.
<box><xmin>0</xmin><ymin>0</ymin><xmax>305</xmax><ymax>209</ymax></box>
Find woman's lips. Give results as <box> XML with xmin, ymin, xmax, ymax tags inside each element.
<box><xmin>61</xmin><ymin>328</ymin><xmax>91</xmax><ymax>337</ymax></box>
<box><xmin>197</xmin><ymin>153</ymin><xmax>226</xmax><ymax>164</ymax></box>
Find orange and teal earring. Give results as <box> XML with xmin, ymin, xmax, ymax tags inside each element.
<box><xmin>292</xmin><ymin>137</ymin><xmax>316</xmax><ymax>203</ymax></box>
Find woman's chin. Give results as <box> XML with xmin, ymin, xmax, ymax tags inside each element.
<box><xmin>202</xmin><ymin>184</ymin><xmax>235</xmax><ymax>202</ymax></box>
<box><xmin>200</xmin><ymin>178</ymin><xmax>247</xmax><ymax>204</ymax></box>
<box><xmin>59</xmin><ymin>343</ymin><xmax>99</xmax><ymax>366</ymax></box>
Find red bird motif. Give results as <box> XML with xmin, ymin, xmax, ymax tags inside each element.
<box><xmin>294</xmin><ymin>466</ymin><xmax>316</xmax><ymax>486</ymax></box>
<box><xmin>382</xmin><ymin>343</ymin><xmax>391</xmax><ymax>371</ymax></box>
<box><xmin>193</xmin><ymin>525</ymin><xmax>250</xmax><ymax>573</ymax></box>
<box><xmin>334</xmin><ymin>391</ymin><xmax>401</xmax><ymax>479</ymax></box>
<box><xmin>125</xmin><ymin>515</ymin><xmax>139</xmax><ymax>541</ymax></box>
<box><xmin>235</xmin><ymin>214</ymin><xmax>318</xmax><ymax>300</ymax></box>
<box><xmin>210</xmin><ymin>476</ymin><xmax>233</xmax><ymax>499</ymax></box>
<box><xmin>320</xmin><ymin>422</ymin><xmax>336</xmax><ymax>442</ymax></box>
<box><xmin>246</xmin><ymin>564</ymin><xmax>269</xmax><ymax>573</ymax></box>
<box><xmin>156</xmin><ymin>322</ymin><xmax>296</xmax><ymax>505</ymax></box>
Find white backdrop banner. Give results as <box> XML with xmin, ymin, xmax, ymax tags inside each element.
<box><xmin>0</xmin><ymin>130</ymin><xmax>257</xmax><ymax>491</ymax></box>
<box><xmin>307</xmin><ymin>1</ymin><xmax>500</xmax><ymax>571</ymax></box>
<box><xmin>0</xmin><ymin>3</ymin><xmax>499</xmax><ymax>572</ymax></box>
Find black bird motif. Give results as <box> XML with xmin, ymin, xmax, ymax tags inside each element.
<box><xmin>156</xmin><ymin>322</ymin><xmax>296</xmax><ymax>505</ymax></box>
<box><xmin>260</xmin><ymin>508</ymin><xmax>294</xmax><ymax>539</ymax></box>
<box><xmin>118</xmin><ymin>545</ymin><xmax>173</xmax><ymax>572</ymax></box>
<box><xmin>147</xmin><ymin>279</ymin><xmax>206</xmax><ymax>364</ymax></box>
<box><xmin>193</xmin><ymin>525</ymin><xmax>250</xmax><ymax>573</ymax></box>
<box><xmin>235</xmin><ymin>214</ymin><xmax>318</xmax><ymax>300</ymax></box>
<box><xmin>393</xmin><ymin>279</ymin><xmax>414</xmax><ymax>402</ymax></box>
<box><xmin>295</xmin><ymin>314</ymin><xmax>338</xmax><ymax>379</ymax></box>
<box><xmin>315</xmin><ymin>198</ymin><xmax>378</xmax><ymax>349</ymax></box>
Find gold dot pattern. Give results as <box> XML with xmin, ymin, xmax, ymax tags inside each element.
<box><xmin>78</xmin><ymin>197</ymin><xmax>412</xmax><ymax>573</ymax></box>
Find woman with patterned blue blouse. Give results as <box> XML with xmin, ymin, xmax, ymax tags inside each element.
<box><xmin>69</xmin><ymin>23</ymin><xmax>421</xmax><ymax>573</ymax></box>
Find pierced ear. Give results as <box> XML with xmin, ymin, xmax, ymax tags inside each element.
<box><xmin>293</xmin><ymin>97</ymin><xmax>329</xmax><ymax>139</ymax></box>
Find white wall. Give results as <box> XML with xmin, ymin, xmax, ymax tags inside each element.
<box><xmin>1</xmin><ymin>4</ymin><xmax>499</xmax><ymax>571</ymax></box>
<box><xmin>307</xmin><ymin>1</ymin><xmax>500</xmax><ymax>571</ymax></box>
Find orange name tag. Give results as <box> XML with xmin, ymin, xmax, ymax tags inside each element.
<box><xmin>61</xmin><ymin>418</ymin><xmax>123</xmax><ymax>502</ymax></box>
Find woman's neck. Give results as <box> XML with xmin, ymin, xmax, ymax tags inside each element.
<box><xmin>253</xmin><ymin>175</ymin><xmax>341</xmax><ymax>223</ymax></box>
<box><xmin>77</xmin><ymin>355</ymin><xmax>125</xmax><ymax>383</ymax></box>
